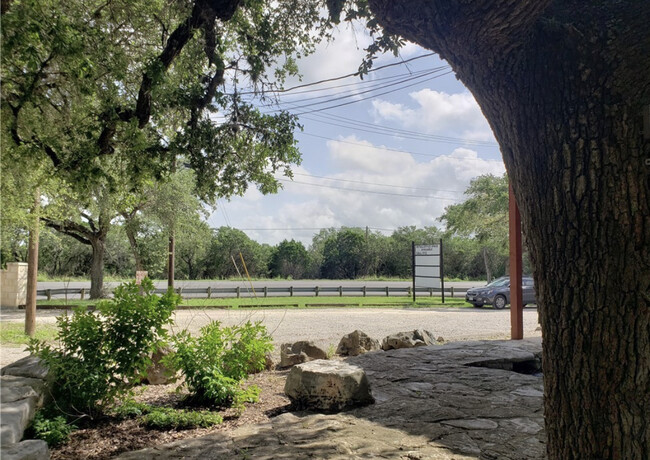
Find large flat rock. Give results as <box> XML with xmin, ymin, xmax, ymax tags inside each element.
<box><xmin>284</xmin><ymin>360</ymin><xmax>374</xmax><ymax>412</ymax></box>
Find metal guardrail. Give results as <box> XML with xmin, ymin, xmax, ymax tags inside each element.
<box><xmin>36</xmin><ymin>285</ymin><xmax>468</xmax><ymax>300</ymax></box>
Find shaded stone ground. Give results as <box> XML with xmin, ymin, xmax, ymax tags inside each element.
<box><xmin>119</xmin><ymin>338</ymin><xmax>546</xmax><ymax>459</ymax></box>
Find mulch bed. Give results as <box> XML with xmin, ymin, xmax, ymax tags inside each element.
<box><xmin>50</xmin><ymin>370</ymin><xmax>291</xmax><ymax>460</ymax></box>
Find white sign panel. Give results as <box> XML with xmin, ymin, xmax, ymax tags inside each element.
<box><xmin>415</xmin><ymin>265</ymin><xmax>440</xmax><ymax>278</ymax></box>
<box><xmin>413</xmin><ymin>243</ymin><xmax>443</xmax><ymax>292</ymax></box>
<box><xmin>415</xmin><ymin>244</ymin><xmax>440</xmax><ymax>256</ymax></box>
<box><xmin>414</xmin><ymin>255</ymin><xmax>439</xmax><ymax>267</ymax></box>
<box><xmin>415</xmin><ymin>276</ymin><xmax>442</xmax><ymax>288</ymax></box>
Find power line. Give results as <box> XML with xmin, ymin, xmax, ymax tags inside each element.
<box><xmin>292</xmin><ymin>71</ymin><xmax>455</xmax><ymax>116</ymax></box>
<box><xmin>301</xmin><ymin>111</ymin><xmax>498</xmax><ymax>146</ymax></box>
<box><xmin>298</xmin><ymin>132</ymin><xmax>502</xmax><ymax>162</ymax></box>
<box><xmin>266</xmin><ymin>67</ymin><xmax>443</xmax><ymax>98</ymax></box>
<box><xmin>291</xmin><ymin>172</ymin><xmax>466</xmax><ymax>193</ymax></box>
<box><xmin>262</xmin><ymin>68</ymin><xmax>445</xmax><ymax>111</ymax></box>
<box><xmin>245</xmin><ymin>52</ymin><xmax>439</xmax><ymax>95</ymax></box>
<box><xmin>278</xmin><ymin>178</ymin><xmax>463</xmax><ymax>201</ymax></box>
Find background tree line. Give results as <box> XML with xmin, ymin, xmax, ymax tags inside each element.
<box><xmin>2</xmin><ymin>174</ymin><xmax>529</xmax><ymax>282</ymax></box>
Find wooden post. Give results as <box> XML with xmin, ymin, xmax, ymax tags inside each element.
<box><xmin>46</xmin><ymin>289</ymin><xmax>51</xmax><ymax>301</ymax></box>
<box><xmin>363</xmin><ymin>286</ymin><xmax>366</xmax><ymax>297</ymax></box>
<box><xmin>509</xmin><ymin>184</ymin><xmax>524</xmax><ymax>340</ymax></box>
<box><xmin>80</xmin><ymin>288</ymin><xmax>85</xmax><ymax>300</ymax></box>
<box><xmin>339</xmin><ymin>286</ymin><xmax>342</xmax><ymax>297</ymax></box>
<box><xmin>386</xmin><ymin>286</ymin><xmax>389</xmax><ymax>297</ymax></box>
<box><xmin>290</xmin><ymin>286</ymin><xmax>293</xmax><ymax>297</ymax></box>
<box><xmin>167</xmin><ymin>232</ymin><xmax>175</xmax><ymax>289</ymax></box>
<box><xmin>451</xmin><ymin>286</ymin><xmax>455</xmax><ymax>298</ymax></box>
<box><xmin>315</xmin><ymin>286</ymin><xmax>319</xmax><ymax>297</ymax></box>
<box><xmin>264</xmin><ymin>286</ymin><xmax>268</xmax><ymax>298</ymax></box>
<box><xmin>412</xmin><ymin>241</ymin><xmax>416</xmax><ymax>302</ymax></box>
<box><xmin>236</xmin><ymin>286</ymin><xmax>240</xmax><ymax>298</ymax></box>
<box><xmin>207</xmin><ymin>286</ymin><xmax>212</xmax><ymax>299</ymax></box>
<box><xmin>25</xmin><ymin>189</ymin><xmax>40</xmax><ymax>337</ymax></box>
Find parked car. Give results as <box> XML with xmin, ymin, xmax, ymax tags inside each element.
<box><xmin>465</xmin><ymin>276</ymin><xmax>537</xmax><ymax>309</ymax></box>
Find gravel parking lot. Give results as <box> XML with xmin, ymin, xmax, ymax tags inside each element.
<box><xmin>1</xmin><ymin>306</ymin><xmax>541</xmax><ymax>366</ymax></box>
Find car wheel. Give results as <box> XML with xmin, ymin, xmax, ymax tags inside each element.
<box><xmin>494</xmin><ymin>295</ymin><xmax>507</xmax><ymax>309</ymax></box>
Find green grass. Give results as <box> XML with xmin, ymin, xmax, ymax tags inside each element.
<box><xmin>0</xmin><ymin>322</ymin><xmax>58</xmax><ymax>346</ymax></box>
<box><xmin>37</xmin><ymin>295</ymin><xmax>470</xmax><ymax>310</ymax></box>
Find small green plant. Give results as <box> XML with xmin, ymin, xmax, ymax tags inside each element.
<box><xmin>112</xmin><ymin>400</ymin><xmax>222</xmax><ymax>430</ymax></box>
<box><xmin>29</xmin><ymin>279</ymin><xmax>179</xmax><ymax>418</ymax></box>
<box><xmin>326</xmin><ymin>343</ymin><xmax>336</xmax><ymax>359</ymax></box>
<box><xmin>172</xmin><ymin>320</ymin><xmax>273</xmax><ymax>406</ymax></box>
<box><xmin>141</xmin><ymin>407</ymin><xmax>223</xmax><ymax>430</ymax></box>
<box><xmin>28</xmin><ymin>412</ymin><xmax>76</xmax><ymax>447</ymax></box>
<box><xmin>112</xmin><ymin>399</ymin><xmax>151</xmax><ymax>419</ymax></box>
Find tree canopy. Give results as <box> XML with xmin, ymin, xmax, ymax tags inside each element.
<box><xmin>1</xmin><ymin>0</ymin><xmax>329</xmax><ymax>200</ymax></box>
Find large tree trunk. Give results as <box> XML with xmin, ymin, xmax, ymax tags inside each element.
<box><xmin>89</xmin><ymin>237</ymin><xmax>105</xmax><ymax>299</ymax></box>
<box><xmin>368</xmin><ymin>1</ymin><xmax>650</xmax><ymax>458</ymax></box>
<box><xmin>124</xmin><ymin>224</ymin><xmax>143</xmax><ymax>272</ymax></box>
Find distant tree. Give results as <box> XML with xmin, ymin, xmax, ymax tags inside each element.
<box><xmin>269</xmin><ymin>239</ymin><xmax>310</xmax><ymax>279</ymax></box>
<box><xmin>440</xmin><ymin>174</ymin><xmax>508</xmax><ymax>282</ymax></box>
<box><xmin>41</xmin><ymin>181</ymin><xmax>118</xmax><ymax>298</ymax></box>
<box><xmin>203</xmin><ymin>227</ymin><xmax>266</xmax><ymax>279</ymax></box>
<box><xmin>386</xmin><ymin>226</ymin><xmax>442</xmax><ymax>278</ymax></box>
<box><xmin>321</xmin><ymin>228</ymin><xmax>365</xmax><ymax>279</ymax></box>
<box><xmin>175</xmin><ymin>218</ymin><xmax>212</xmax><ymax>280</ymax></box>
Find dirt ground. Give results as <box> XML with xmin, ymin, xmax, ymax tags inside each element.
<box><xmin>50</xmin><ymin>370</ymin><xmax>291</xmax><ymax>460</ymax></box>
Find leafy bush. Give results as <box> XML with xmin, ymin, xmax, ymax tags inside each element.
<box><xmin>28</xmin><ymin>412</ymin><xmax>76</xmax><ymax>447</ymax></box>
<box><xmin>172</xmin><ymin>321</ymin><xmax>272</xmax><ymax>406</ymax></box>
<box><xmin>29</xmin><ymin>279</ymin><xmax>179</xmax><ymax>417</ymax></box>
<box><xmin>112</xmin><ymin>400</ymin><xmax>222</xmax><ymax>430</ymax></box>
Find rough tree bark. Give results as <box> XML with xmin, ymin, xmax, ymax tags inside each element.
<box><xmin>367</xmin><ymin>1</ymin><xmax>650</xmax><ymax>458</ymax></box>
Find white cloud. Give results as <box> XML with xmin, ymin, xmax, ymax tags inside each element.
<box><xmin>371</xmin><ymin>89</ymin><xmax>495</xmax><ymax>142</ymax></box>
<box><xmin>208</xmin><ymin>139</ymin><xmax>505</xmax><ymax>246</ymax></box>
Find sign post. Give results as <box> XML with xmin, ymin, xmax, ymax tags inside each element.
<box><xmin>412</xmin><ymin>241</ymin><xmax>444</xmax><ymax>303</ymax></box>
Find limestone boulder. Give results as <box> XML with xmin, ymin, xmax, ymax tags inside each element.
<box><xmin>280</xmin><ymin>341</ymin><xmax>328</xmax><ymax>368</ymax></box>
<box><xmin>381</xmin><ymin>329</ymin><xmax>436</xmax><ymax>351</ymax></box>
<box><xmin>1</xmin><ymin>356</ymin><xmax>49</xmax><ymax>380</ymax></box>
<box><xmin>144</xmin><ymin>346</ymin><xmax>177</xmax><ymax>385</ymax></box>
<box><xmin>0</xmin><ymin>439</ymin><xmax>49</xmax><ymax>460</ymax></box>
<box><xmin>284</xmin><ymin>360</ymin><xmax>374</xmax><ymax>412</ymax></box>
<box><xmin>336</xmin><ymin>330</ymin><xmax>380</xmax><ymax>356</ymax></box>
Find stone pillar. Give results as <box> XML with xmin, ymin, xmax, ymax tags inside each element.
<box><xmin>1</xmin><ymin>262</ymin><xmax>29</xmax><ymax>308</ymax></box>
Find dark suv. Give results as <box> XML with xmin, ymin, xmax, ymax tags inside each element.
<box><xmin>465</xmin><ymin>276</ymin><xmax>536</xmax><ymax>309</ymax></box>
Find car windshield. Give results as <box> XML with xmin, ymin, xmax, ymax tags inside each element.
<box><xmin>486</xmin><ymin>277</ymin><xmax>509</xmax><ymax>287</ymax></box>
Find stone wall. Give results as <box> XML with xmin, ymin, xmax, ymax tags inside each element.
<box><xmin>1</xmin><ymin>263</ymin><xmax>28</xmax><ymax>308</ymax></box>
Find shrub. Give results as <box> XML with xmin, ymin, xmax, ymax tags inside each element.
<box><xmin>28</xmin><ymin>412</ymin><xmax>76</xmax><ymax>447</ymax></box>
<box><xmin>172</xmin><ymin>321</ymin><xmax>272</xmax><ymax>406</ymax></box>
<box><xmin>29</xmin><ymin>279</ymin><xmax>179</xmax><ymax>417</ymax></box>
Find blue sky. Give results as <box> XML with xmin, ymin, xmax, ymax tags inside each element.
<box><xmin>208</xmin><ymin>25</ymin><xmax>505</xmax><ymax>245</ymax></box>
